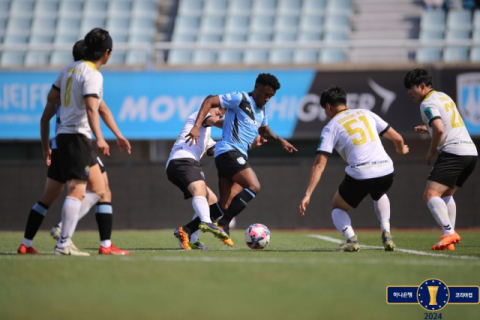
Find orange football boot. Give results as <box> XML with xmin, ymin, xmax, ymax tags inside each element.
<box><xmin>431</xmin><ymin>232</ymin><xmax>461</xmax><ymax>250</ymax></box>
<box><xmin>216</xmin><ymin>224</ymin><xmax>234</xmax><ymax>246</ymax></box>
<box><xmin>445</xmin><ymin>244</ymin><xmax>455</xmax><ymax>251</ymax></box>
<box><xmin>174</xmin><ymin>227</ymin><xmax>191</xmax><ymax>250</ymax></box>
<box><xmin>99</xmin><ymin>243</ymin><xmax>130</xmax><ymax>255</ymax></box>
<box><xmin>17</xmin><ymin>244</ymin><xmax>40</xmax><ymax>254</ymax></box>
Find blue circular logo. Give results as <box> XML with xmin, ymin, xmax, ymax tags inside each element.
<box><xmin>417</xmin><ymin>279</ymin><xmax>449</xmax><ymax>311</ymax></box>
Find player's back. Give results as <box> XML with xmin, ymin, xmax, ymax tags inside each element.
<box><xmin>327</xmin><ymin>108</ymin><xmax>393</xmax><ymax>179</ymax></box>
<box><xmin>421</xmin><ymin>91</ymin><xmax>477</xmax><ymax>156</ymax></box>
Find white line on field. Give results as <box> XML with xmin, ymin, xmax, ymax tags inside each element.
<box><xmin>308</xmin><ymin>234</ymin><xmax>479</xmax><ymax>260</ymax></box>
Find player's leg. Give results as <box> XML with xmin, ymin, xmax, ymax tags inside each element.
<box><xmin>18</xmin><ymin>178</ymin><xmax>65</xmax><ymax>254</ymax></box>
<box><xmin>370</xmin><ymin>173</ymin><xmax>396</xmax><ymax>251</ymax></box>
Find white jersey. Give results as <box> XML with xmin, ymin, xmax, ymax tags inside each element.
<box><xmin>53</xmin><ymin>60</ymin><xmax>103</xmax><ymax>139</ymax></box>
<box><xmin>420</xmin><ymin>90</ymin><xmax>477</xmax><ymax>156</ymax></box>
<box><xmin>317</xmin><ymin>108</ymin><xmax>394</xmax><ymax>180</ymax></box>
<box><xmin>166</xmin><ymin>111</ymin><xmax>216</xmax><ymax>168</ymax></box>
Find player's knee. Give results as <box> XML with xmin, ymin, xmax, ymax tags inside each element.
<box><xmin>100</xmin><ymin>188</ymin><xmax>112</xmax><ymax>202</ymax></box>
<box><xmin>93</xmin><ymin>189</ymin><xmax>106</xmax><ymax>199</ymax></box>
<box><xmin>249</xmin><ymin>183</ymin><xmax>261</xmax><ymax>194</ymax></box>
<box><xmin>423</xmin><ymin>189</ymin><xmax>436</xmax><ymax>203</ymax></box>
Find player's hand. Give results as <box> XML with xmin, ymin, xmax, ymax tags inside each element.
<box><xmin>299</xmin><ymin>196</ymin><xmax>310</xmax><ymax>216</ymax></box>
<box><xmin>426</xmin><ymin>150</ymin><xmax>435</xmax><ymax>166</ymax></box>
<box><xmin>97</xmin><ymin>139</ymin><xmax>110</xmax><ymax>156</ymax></box>
<box><xmin>414</xmin><ymin>125</ymin><xmax>428</xmax><ymax>134</ymax></box>
<box><xmin>282</xmin><ymin>139</ymin><xmax>298</xmax><ymax>153</ymax></box>
<box><xmin>251</xmin><ymin>136</ymin><xmax>268</xmax><ymax>149</ymax></box>
<box><xmin>116</xmin><ymin>135</ymin><xmax>131</xmax><ymax>154</ymax></box>
<box><xmin>396</xmin><ymin>145</ymin><xmax>409</xmax><ymax>155</ymax></box>
<box><xmin>43</xmin><ymin>148</ymin><xmax>52</xmax><ymax>166</ymax></box>
<box><xmin>185</xmin><ymin>126</ymin><xmax>200</xmax><ymax>146</ymax></box>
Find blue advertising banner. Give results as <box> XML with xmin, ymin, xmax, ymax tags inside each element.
<box><xmin>0</xmin><ymin>70</ymin><xmax>315</xmax><ymax>140</ymax></box>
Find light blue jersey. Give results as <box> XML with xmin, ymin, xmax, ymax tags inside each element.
<box><xmin>50</xmin><ymin>104</ymin><xmax>61</xmax><ymax>150</ymax></box>
<box><xmin>215</xmin><ymin>91</ymin><xmax>268</xmax><ymax>159</ymax></box>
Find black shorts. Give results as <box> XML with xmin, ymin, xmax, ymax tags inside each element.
<box><xmin>166</xmin><ymin>158</ymin><xmax>205</xmax><ymax>199</ymax></box>
<box><xmin>56</xmin><ymin>133</ymin><xmax>98</xmax><ymax>181</ymax></box>
<box><xmin>215</xmin><ymin>149</ymin><xmax>251</xmax><ymax>180</ymax></box>
<box><xmin>338</xmin><ymin>172</ymin><xmax>395</xmax><ymax>208</ymax></box>
<box><xmin>428</xmin><ymin>152</ymin><xmax>477</xmax><ymax>189</ymax></box>
<box><xmin>47</xmin><ymin>149</ymin><xmax>106</xmax><ymax>183</ymax></box>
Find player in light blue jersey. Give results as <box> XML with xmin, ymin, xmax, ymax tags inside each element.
<box><xmin>186</xmin><ymin>74</ymin><xmax>297</xmax><ymax>241</ymax></box>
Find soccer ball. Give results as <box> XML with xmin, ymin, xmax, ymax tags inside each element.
<box><xmin>245</xmin><ymin>223</ymin><xmax>271</xmax><ymax>249</ymax></box>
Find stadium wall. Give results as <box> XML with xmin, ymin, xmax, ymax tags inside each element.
<box><xmin>1</xmin><ymin>158</ymin><xmax>479</xmax><ymax>231</ymax></box>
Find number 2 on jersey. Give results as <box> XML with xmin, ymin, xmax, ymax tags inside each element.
<box><xmin>64</xmin><ymin>76</ymin><xmax>73</xmax><ymax>107</ymax></box>
<box><xmin>444</xmin><ymin>102</ymin><xmax>465</xmax><ymax>128</ymax></box>
<box><xmin>343</xmin><ymin>115</ymin><xmax>376</xmax><ymax>146</ymax></box>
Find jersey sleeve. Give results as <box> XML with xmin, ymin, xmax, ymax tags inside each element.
<box><xmin>52</xmin><ymin>70</ymin><xmax>64</xmax><ymax>91</ymax></box>
<box><xmin>261</xmin><ymin>110</ymin><xmax>268</xmax><ymax>127</ymax></box>
<box><xmin>202</xmin><ymin>114</ymin><xmax>213</xmax><ymax>128</ymax></box>
<box><xmin>83</xmin><ymin>72</ymin><xmax>103</xmax><ymax>98</ymax></box>
<box><xmin>367</xmin><ymin>110</ymin><xmax>390</xmax><ymax>136</ymax></box>
<box><xmin>420</xmin><ymin>101</ymin><xmax>441</xmax><ymax>127</ymax></box>
<box><xmin>316</xmin><ymin>125</ymin><xmax>336</xmax><ymax>155</ymax></box>
<box><xmin>219</xmin><ymin>92</ymin><xmax>243</xmax><ymax>110</ymax></box>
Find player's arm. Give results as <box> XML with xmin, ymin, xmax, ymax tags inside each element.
<box><xmin>47</xmin><ymin>86</ymin><xmax>61</xmax><ymax>105</ymax></box>
<box><xmin>85</xmin><ymin>96</ymin><xmax>110</xmax><ymax>156</ymax></box>
<box><xmin>186</xmin><ymin>96</ymin><xmax>221</xmax><ymax>146</ymax></box>
<box><xmin>382</xmin><ymin>127</ymin><xmax>409</xmax><ymax>155</ymax></box>
<box><xmin>40</xmin><ymin>102</ymin><xmax>57</xmax><ymax>166</ymax></box>
<box><xmin>250</xmin><ymin>136</ymin><xmax>267</xmax><ymax>149</ymax></box>
<box><xmin>98</xmin><ymin>100</ymin><xmax>131</xmax><ymax>154</ymax></box>
<box><xmin>414</xmin><ymin>125</ymin><xmax>428</xmax><ymax>134</ymax></box>
<box><xmin>204</xmin><ymin>111</ymin><xmax>224</xmax><ymax>129</ymax></box>
<box><xmin>426</xmin><ymin>118</ymin><xmax>444</xmax><ymax>165</ymax></box>
<box><xmin>299</xmin><ymin>154</ymin><xmax>328</xmax><ymax>216</ymax></box>
<box><xmin>258</xmin><ymin>125</ymin><xmax>297</xmax><ymax>153</ymax></box>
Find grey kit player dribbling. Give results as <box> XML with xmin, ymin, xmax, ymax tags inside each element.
<box><xmin>299</xmin><ymin>86</ymin><xmax>409</xmax><ymax>252</ymax></box>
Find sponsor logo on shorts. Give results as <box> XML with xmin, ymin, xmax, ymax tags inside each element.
<box><xmin>84</xmin><ymin>166</ymin><xmax>90</xmax><ymax>176</ymax></box>
<box><xmin>200</xmin><ymin>171</ymin><xmax>205</xmax><ymax>179</ymax></box>
<box><xmin>424</xmin><ymin>107</ymin><xmax>434</xmax><ymax>121</ymax></box>
<box><xmin>237</xmin><ymin>157</ymin><xmax>246</xmax><ymax>165</ymax></box>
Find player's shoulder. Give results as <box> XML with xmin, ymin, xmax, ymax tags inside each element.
<box><xmin>223</xmin><ymin>91</ymin><xmax>245</xmax><ymax>102</ymax></box>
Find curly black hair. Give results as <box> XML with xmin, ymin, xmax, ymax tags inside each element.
<box><xmin>255</xmin><ymin>73</ymin><xmax>281</xmax><ymax>91</ymax></box>
<box><xmin>404</xmin><ymin>69</ymin><xmax>433</xmax><ymax>89</ymax></box>
<box><xmin>320</xmin><ymin>86</ymin><xmax>347</xmax><ymax>109</ymax></box>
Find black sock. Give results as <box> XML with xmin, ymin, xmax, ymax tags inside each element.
<box><xmin>95</xmin><ymin>202</ymin><xmax>112</xmax><ymax>241</ymax></box>
<box><xmin>24</xmin><ymin>202</ymin><xmax>49</xmax><ymax>240</ymax></box>
<box><xmin>182</xmin><ymin>217</ymin><xmax>201</xmax><ymax>235</ymax></box>
<box><xmin>218</xmin><ymin>188</ymin><xmax>255</xmax><ymax>227</ymax></box>
<box><xmin>209</xmin><ymin>203</ymin><xmax>224</xmax><ymax>221</ymax></box>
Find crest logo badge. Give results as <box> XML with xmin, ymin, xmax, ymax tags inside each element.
<box><xmin>457</xmin><ymin>73</ymin><xmax>480</xmax><ymax>125</ymax></box>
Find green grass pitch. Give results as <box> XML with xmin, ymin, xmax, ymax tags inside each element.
<box><xmin>1</xmin><ymin>229</ymin><xmax>479</xmax><ymax>320</ymax></box>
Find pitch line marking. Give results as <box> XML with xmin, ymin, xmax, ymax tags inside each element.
<box><xmin>308</xmin><ymin>234</ymin><xmax>479</xmax><ymax>260</ymax></box>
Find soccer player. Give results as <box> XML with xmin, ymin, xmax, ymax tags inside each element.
<box><xmin>186</xmin><ymin>73</ymin><xmax>297</xmax><ymax>245</ymax></box>
<box><xmin>45</xmin><ymin>28</ymin><xmax>116</xmax><ymax>255</ymax></box>
<box><xmin>299</xmin><ymin>86</ymin><xmax>409</xmax><ymax>252</ymax></box>
<box><xmin>404</xmin><ymin>68</ymin><xmax>477</xmax><ymax>250</ymax></box>
<box><xmin>18</xmin><ymin>40</ymin><xmax>130</xmax><ymax>255</ymax></box>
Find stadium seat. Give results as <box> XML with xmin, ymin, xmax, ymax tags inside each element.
<box><xmin>168</xmin><ymin>49</ymin><xmax>193</xmax><ymax>64</ymax></box>
<box><xmin>174</xmin><ymin>16</ymin><xmax>201</xmax><ymax>34</ymax></box>
<box><xmin>223</xmin><ymin>33</ymin><xmax>247</xmax><ymax>42</ymax></box>
<box><xmin>443</xmin><ymin>46</ymin><xmax>469</xmax><ymax>62</ymax></box>
<box><xmin>416</xmin><ymin>47</ymin><xmax>442</xmax><ymax>62</ymax></box>
<box><xmin>107</xmin><ymin>0</ymin><xmax>131</xmax><ymax>18</ymax></box>
<box><xmin>6</xmin><ymin>17</ymin><xmax>31</xmax><ymax>35</ymax></box>
<box><xmin>131</xmin><ymin>0</ymin><xmax>157</xmax><ymax>18</ymax></box>
<box><xmin>294</xmin><ymin>49</ymin><xmax>319</xmax><ymax>64</ymax></box>
<box><xmin>58</xmin><ymin>0</ymin><xmax>83</xmax><ymax>19</ymax></box>
<box><xmin>229</xmin><ymin>0</ymin><xmax>252</xmax><ymax>15</ymax></box>
<box><xmin>203</xmin><ymin>0</ymin><xmax>228</xmax><ymax>15</ymax></box>
<box><xmin>324</xmin><ymin>14</ymin><xmax>350</xmax><ymax>32</ymax></box>
<box><xmin>56</xmin><ymin>17</ymin><xmax>81</xmax><ymax>36</ymax></box>
<box><xmin>3</xmin><ymin>34</ymin><xmax>28</xmax><ymax>44</ymax></box>
<box><xmin>274</xmin><ymin>15</ymin><xmax>299</xmax><ymax>33</ymax></box>
<box><xmin>419</xmin><ymin>30</ymin><xmax>444</xmax><ymax>41</ymax></box>
<box><xmin>248</xmin><ymin>32</ymin><xmax>272</xmax><ymax>42</ymax></box>
<box><xmin>446</xmin><ymin>9</ymin><xmax>472</xmax><ymax>31</ymax></box>
<box><xmin>50</xmin><ymin>50</ymin><xmax>72</xmax><ymax>65</ymax></box>
<box><xmin>278</xmin><ymin>0</ymin><xmax>302</xmax><ymax>15</ymax></box>
<box><xmin>244</xmin><ymin>49</ymin><xmax>269</xmax><ymax>64</ymax></box>
<box><xmin>198</xmin><ymin>33</ymin><xmax>221</xmax><ymax>42</ymax></box>
<box><xmin>31</xmin><ymin>17</ymin><xmax>56</xmax><ymax>36</ymax></box>
<box><xmin>80</xmin><ymin>17</ymin><xmax>106</xmax><ymax>36</ymax></box>
<box><xmin>25</xmin><ymin>51</ymin><xmax>50</xmax><ymax>66</ymax></box>
<box><xmin>178</xmin><ymin>0</ymin><xmax>203</xmax><ymax>16</ymax></box>
<box><xmin>171</xmin><ymin>33</ymin><xmax>197</xmax><ymax>43</ymax></box>
<box><xmin>199</xmin><ymin>16</ymin><xmax>225</xmax><ymax>35</ymax></box>
<box><xmin>218</xmin><ymin>50</ymin><xmax>243</xmax><ymax>64</ymax></box>
<box><xmin>106</xmin><ymin>17</ymin><xmax>130</xmax><ymax>33</ymax></box>
<box><xmin>128</xmin><ymin>33</ymin><xmax>152</xmax><ymax>44</ymax></box>
<box><xmin>0</xmin><ymin>1</ymin><xmax>10</xmax><ymax>19</ymax></box>
<box><xmin>445</xmin><ymin>29</ymin><xmax>470</xmax><ymax>40</ymax></box>
<box><xmin>473</xmin><ymin>10</ymin><xmax>480</xmax><ymax>30</ymax></box>
<box><xmin>269</xmin><ymin>49</ymin><xmax>294</xmax><ymax>64</ymax></box>
<box><xmin>252</xmin><ymin>0</ymin><xmax>276</xmax><ymax>15</ymax></box>
<box><xmin>0</xmin><ymin>51</ymin><xmax>25</xmax><ymax>66</ymax></box>
<box><xmin>273</xmin><ymin>32</ymin><xmax>297</xmax><ymax>42</ymax></box>
<box><xmin>473</xmin><ymin>29</ymin><xmax>480</xmax><ymax>40</ymax></box>
<box><xmin>326</xmin><ymin>0</ymin><xmax>351</xmax><ymax>14</ymax></box>
<box><xmin>29</xmin><ymin>34</ymin><xmax>53</xmax><ymax>44</ymax></box>
<box><xmin>84</xmin><ymin>0</ymin><xmax>108</xmax><ymax>18</ymax></box>
<box><xmin>193</xmin><ymin>50</ymin><xmax>217</xmax><ymax>64</ymax></box>
<box><xmin>470</xmin><ymin>46</ymin><xmax>480</xmax><ymax>61</ymax></box>
<box><xmin>0</xmin><ymin>17</ymin><xmax>7</xmax><ymax>37</ymax></box>
<box><xmin>130</xmin><ymin>17</ymin><xmax>156</xmax><ymax>36</ymax></box>
<box><xmin>298</xmin><ymin>32</ymin><xmax>322</xmax><ymax>42</ymax></box>
<box><xmin>302</xmin><ymin>0</ymin><xmax>327</xmax><ymax>15</ymax></box>
<box><xmin>320</xmin><ymin>48</ymin><xmax>346</xmax><ymax>63</ymax></box>
<box><xmin>109</xmin><ymin>30</ymin><xmax>128</xmax><ymax>43</ymax></box>
<box><xmin>225</xmin><ymin>15</ymin><xmax>250</xmax><ymax>34</ymax></box>
<box><xmin>299</xmin><ymin>15</ymin><xmax>323</xmax><ymax>33</ymax></box>
<box><xmin>250</xmin><ymin>15</ymin><xmax>275</xmax><ymax>33</ymax></box>
<box><xmin>107</xmin><ymin>50</ymin><xmax>126</xmax><ymax>65</ymax></box>
<box><xmin>125</xmin><ymin>50</ymin><xmax>147</xmax><ymax>65</ymax></box>
<box><xmin>54</xmin><ymin>34</ymin><xmax>78</xmax><ymax>44</ymax></box>
<box><xmin>323</xmin><ymin>31</ymin><xmax>348</xmax><ymax>42</ymax></box>
<box><xmin>34</xmin><ymin>0</ymin><xmax>59</xmax><ymax>18</ymax></box>
<box><xmin>10</xmin><ymin>0</ymin><xmax>35</xmax><ymax>18</ymax></box>
<box><xmin>420</xmin><ymin>11</ymin><xmax>446</xmax><ymax>31</ymax></box>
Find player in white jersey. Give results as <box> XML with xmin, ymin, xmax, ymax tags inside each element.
<box><xmin>167</xmin><ymin>97</ymin><xmax>230</xmax><ymax>250</ymax></box>
<box><xmin>299</xmin><ymin>86</ymin><xmax>409</xmax><ymax>252</ymax></box>
<box><xmin>46</xmin><ymin>28</ymin><xmax>115</xmax><ymax>256</ymax></box>
<box><xmin>404</xmin><ymin>69</ymin><xmax>478</xmax><ymax>251</ymax></box>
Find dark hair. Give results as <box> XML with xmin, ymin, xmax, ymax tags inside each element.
<box><xmin>320</xmin><ymin>86</ymin><xmax>347</xmax><ymax>109</ymax></box>
<box><xmin>404</xmin><ymin>69</ymin><xmax>433</xmax><ymax>89</ymax></box>
<box><xmin>72</xmin><ymin>40</ymin><xmax>86</xmax><ymax>62</ymax></box>
<box><xmin>255</xmin><ymin>73</ymin><xmax>281</xmax><ymax>91</ymax></box>
<box><xmin>84</xmin><ymin>28</ymin><xmax>112</xmax><ymax>61</ymax></box>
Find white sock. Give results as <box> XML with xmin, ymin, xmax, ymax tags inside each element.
<box><xmin>67</xmin><ymin>192</ymin><xmax>100</xmax><ymax>238</ymax></box>
<box><xmin>57</xmin><ymin>196</ymin><xmax>82</xmax><ymax>248</ymax></box>
<box><xmin>374</xmin><ymin>194</ymin><xmax>391</xmax><ymax>233</ymax></box>
<box><xmin>427</xmin><ymin>197</ymin><xmax>454</xmax><ymax>235</ymax></box>
<box><xmin>22</xmin><ymin>238</ymin><xmax>33</xmax><ymax>247</ymax></box>
<box><xmin>190</xmin><ymin>230</ymin><xmax>201</xmax><ymax>243</ymax></box>
<box><xmin>332</xmin><ymin>208</ymin><xmax>355</xmax><ymax>240</ymax></box>
<box><xmin>442</xmin><ymin>196</ymin><xmax>456</xmax><ymax>229</ymax></box>
<box><xmin>192</xmin><ymin>196</ymin><xmax>211</xmax><ymax>223</ymax></box>
<box><xmin>101</xmin><ymin>240</ymin><xmax>112</xmax><ymax>248</ymax></box>
<box><xmin>57</xmin><ymin>222</ymin><xmax>62</xmax><ymax>229</ymax></box>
